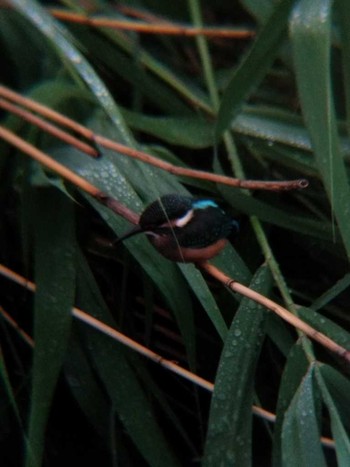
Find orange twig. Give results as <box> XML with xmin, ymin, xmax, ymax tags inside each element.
<box><xmin>0</xmin><ymin>305</ymin><xmax>34</xmax><ymax>347</ymax></box>
<box><xmin>0</xmin><ymin>97</ymin><xmax>98</xmax><ymax>158</ymax></box>
<box><xmin>49</xmin><ymin>8</ymin><xmax>254</xmax><ymax>39</ymax></box>
<box><xmin>0</xmin><ymin>85</ymin><xmax>93</xmax><ymax>139</ymax></box>
<box><xmin>200</xmin><ymin>261</ymin><xmax>350</xmax><ymax>364</ymax></box>
<box><xmin>0</xmin><ymin>123</ymin><xmax>338</xmax><ymax>361</ymax></box>
<box><xmin>94</xmin><ymin>134</ymin><xmax>309</xmax><ymax>191</ymax></box>
<box><xmin>0</xmin><ymin>263</ymin><xmax>335</xmax><ymax>447</ymax></box>
<box><xmin>0</xmin><ymin>85</ymin><xmax>308</xmax><ymax>192</ymax></box>
<box><xmin>0</xmin><ymin>125</ymin><xmax>100</xmax><ymax>196</ymax></box>
<box><xmin>0</xmin><ymin>125</ymin><xmax>139</xmax><ymax>224</ymax></box>
<box><xmin>0</xmin><ymin>263</ymin><xmax>210</xmax><ymax>390</ymax></box>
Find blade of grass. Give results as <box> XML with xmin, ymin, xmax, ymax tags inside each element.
<box><xmin>239</xmin><ymin>0</ymin><xmax>276</xmax><ymax>23</ymax></box>
<box><xmin>335</xmin><ymin>0</ymin><xmax>350</xmax><ymax>136</ymax></box>
<box><xmin>319</xmin><ymin>365</ymin><xmax>350</xmax><ymax>431</ymax></box>
<box><xmin>70</xmin><ymin>26</ymin><xmax>190</xmax><ymax>115</ymax></box>
<box><xmin>64</xmin><ymin>331</ymin><xmax>112</xmax><ymax>441</ymax></box>
<box><xmin>76</xmin><ymin>250</ymin><xmax>181</xmax><ymax>467</ymax></box>
<box><xmin>311</xmin><ymin>273</ymin><xmax>350</xmax><ymax>311</ymax></box>
<box><xmin>8</xmin><ymin>0</ymin><xmax>133</xmax><ymax>145</ymax></box>
<box><xmin>98</xmin><ymin>24</ymin><xmax>213</xmax><ymax>114</ymax></box>
<box><xmin>290</xmin><ymin>0</ymin><xmax>350</xmax><ymax>260</ymax></box>
<box><xmin>179</xmin><ymin>263</ymin><xmax>228</xmax><ymax>341</ymax></box>
<box><xmin>188</xmin><ymin>0</ymin><xmax>219</xmax><ymax>110</ymax></box>
<box><xmin>26</xmin><ymin>188</ymin><xmax>76</xmax><ymax>467</ymax></box>
<box><xmin>272</xmin><ymin>340</ymin><xmax>310</xmax><ymax>466</ymax></box>
<box><xmin>281</xmin><ymin>365</ymin><xmax>327</xmax><ymax>467</ymax></box>
<box><xmin>215</xmin><ymin>0</ymin><xmax>295</xmax><ymax>139</ymax></box>
<box><xmin>221</xmin><ymin>186</ymin><xmax>334</xmax><ymax>241</ymax></box>
<box><xmin>298</xmin><ymin>306</ymin><xmax>350</xmax><ymax>351</ymax></box>
<box><xmin>316</xmin><ymin>365</ymin><xmax>350</xmax><ymax>466</ymax></box>
<box><xmin>203</xmin><ymin>265</ymin><xmax>272</xmax><ymax>466</ymax></box>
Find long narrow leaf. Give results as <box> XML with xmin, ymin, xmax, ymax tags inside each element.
<box><xmin>215</xmin><ymin>0</ymin><xmax>295</xmax><ymax>139</ymax></box>
<box><xmin>76</xmin><ymin>250</ymin><xmax>181</xmax><ymax>467</ymax></box>
<box><xmin>8</xmin><ymin>0</ymin><xmax>133</xmax><ymax>145</ymax></box>
<box><xmin>273</xmin><ymin>340</ymin><xmax>310</xmax><ymax>466</ymax></box>
<box><xmin>203</xmin><ymin>265</ymin><xmax>272</xmax><ymax>466</ymax></box>
<box><xmin>26</xmin><ymin>188</ymin><xmax>76</xmax><ymax>467</ymax></box>
<box><xmin>281</xmin><ymin>365</ymin><xmax>327</xmax><ymax>467</ymax></box>
<box><xmin>316</xmin><ymin>365</ymin><xmax>350</xmax><ymax>467</ymax></box>
<box><xmin>290</xmin><ymin>0</ymin><xmax>350</xmax><ymax>259</ymax></box>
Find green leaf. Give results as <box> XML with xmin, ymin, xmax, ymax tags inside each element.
<box><xmin>311</xmin><ymin>273</ymin><xmax>350</xmax><ymax>311</ymax></box>
<box><xmin>52</xmin><ymin>135</ymin><xmax>197</xmax><ymax>369</ymax></box>
<box><xmin>290</xmin><ymin>0</ymin><xmax>350</xmax><ymax>260</ymax></box>
<box><xmin>239</xmin><ymin>0</ymin><xmax>276</xmax><ymax>23</ymax></box>
<box><xmin>122</xmin><ymin>109</ymin><xmax>214</xmax><ymax>148</ymax></box>
<box><xmin>76</xmin><ymin>250</ymin><xmax>181</xmax><ymax>467</ymax></box>
<box><xmin>273</xmin><ymin>340</ymin><xmax>310</xmax><ymax>466</ymax></box>
<box><xmin>319</xmin><ymin>365</ymin><xmax>350</xmax><ymax>432</ymax></box>
<box><xmin>88</xmin><ymin>193</ymin><xmax>197</xmax><ymax>367</ymax></box>
<box><xmin>70</xmin><ymin>26</ymin><xmax>190</xmax><ymax>115</ymax></box>
<box><xmin>0</xmin><ymin>10</ymin><xmax>56</xmax><ymax>88</ymax></box>
<box><xmin>265</xmin><ymin>313</ymin><xmax>295</xmax><ymax>357</ymax></box>
<box><xmin>128</xmin><ymin>353</ymin><xmax>198</xmax><ymax>457</ymax></box>
<box><xmin>220</xmin><ymin>184</ymin><xmax>334</xmax><ymax>241</ymax></box>
<box><xmin>298</xmin><ymin>306</ymin><xmax>350</xmax><ymax>351</ymax></box>
<box><xmin>281</xmin><ymin>365</ymin><xmax>327</xmax><ymax>467</ymax></box>
<box><xmin>232</xmin><ymin>106</ymin><xmax>350</xmax><ymax>156</ymax></box>
<box><xmin>26</xmin><ymin>188</ymin><xmax>76</xmax><ymax>467</ymax></box>
<box><xmin>215</xmin><ymin>0</ymin><xmax>295</xmax><ymax>139</ymax></box>
<box><xmin>98</xmin><ymin>26</ymin><xmax>212</xmax><ymax>115</ymax></box>
<box><xmin>64</xmin><ymin>331</ymin><xmax>112</xmax><ymax>442</ymax></box>
<box><xmin>316</xmin><ymin>365</ymin><xmax>350</xmax><ymax>467</ymax></box>
<box><xmin>335</xmin><ymin>0</ymin><xmax>350</xmax><ymax>134</ymax></box>
<box><xmin>8</xmin><ymin>0</ymin><xmax>133</xmax><ymax>145</ymax></box>
<box><xmin>178</xmin><ymin>263</ymin><xmax>228</xmax><ymax>341</ymax></box>
<box><xmin>203</xmin><ymin>265</ymin><xmax>272</xmax><ymax>467</ymax></box>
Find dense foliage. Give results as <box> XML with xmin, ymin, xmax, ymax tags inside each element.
<box><xmin>1</xmin><ymin>1</ymin><xmax>350</xmax><ymax>466</ymax></box>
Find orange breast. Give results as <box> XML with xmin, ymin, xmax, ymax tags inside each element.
<box><xmin>148</xmin><ymin>237</ymin><xmax>228</xmax><ymax>263</ymax></box>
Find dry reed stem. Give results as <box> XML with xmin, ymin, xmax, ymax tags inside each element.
<box><xmin>0</xmin><ymin>305</ymin><xmax>34</xmax><ymax>347</ymax></box>
<box><xmin>0</xmin><ymin>85</ymin><xmax>93</xmax><ymax>138</ymax></box>
<box><xmin>0</xmin><ymin>125</ymin><xmax>344</xmax><ymax>363</ymax></box>
<box><xmin>0</xmin><ymin>263</ymin><xmax>335</xmax><ymax>449</ymax></box>
<box><xmin>0</xmin><ymin>85</ymin><xmax>308</xmax><ymax>192</ymax></box>
<box><xmin>0</xmin><ymin>97</ymin><xmax>98</xmax><ymax>157</ymax></box>
<box><xmin>49</xmin><ymin>8</ymin><xmax>254</xmax><ymax>39</ymax></box>
<box><xmin>200</xmin><ymin>261</ymin><xmax>350</xmax><ymax>363</ymax></box>
<box><xmin>0</xmin><ymin>125</ymin><xmax>139</xmax><ymax>224</ymax></box>
<box><xmin>1</xmin><ymin>124</ymin><xmax>344</xmax><ymax>364</ymax></box>
<box><xmin>0</xmin><ymin>10</ymin><xmax>339</xmax><ymax>451</ymax></box>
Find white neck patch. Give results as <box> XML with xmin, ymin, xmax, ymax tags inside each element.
<box><xmin>174</xmin><ymin>209</ymin><xmax>194</xmax><ymax>227</ymax></box>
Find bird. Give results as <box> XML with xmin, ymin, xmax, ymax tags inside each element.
<box><xmin>116</xmin><ymin>194</ymin><xmax>239</xmax><ymax>263</ymax></box>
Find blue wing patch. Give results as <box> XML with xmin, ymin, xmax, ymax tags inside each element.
<box><xmin>192</xmin><ymin>200</ymin><xmax>218</xmax><ymax>209</ymax></box>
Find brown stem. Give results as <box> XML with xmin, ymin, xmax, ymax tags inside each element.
<box><xmin>200</xmin><ymin>261</ymin><xmax>350</xmax><ymax>364</ymax></box>
<box><xmin>49</xmin><ymin>8</ymin><xmax>254</xmax><ymax>39</ymax></box>
<box><xmin>0</xmin><ymin>262</ymin><xmax>335</xmax><ymax>447</ymax></box>
<box><xmin>0</xmin><ymin>125</ymin><xmax>138</xmax><ymax>224</ymax></box>
<box><xmin>0</xmin><ymin>84</ymin><xmax>308</xmax><ymax>192</ymax></box>
<box><xmin>0</xmin><ymin>97</ymin><xmax>98</xmax><ymax>157</ymax></box>
<box><xmin>0</xmin><ymin>85</ymin><xmax>94</xmax><ymax>138</ymax></box>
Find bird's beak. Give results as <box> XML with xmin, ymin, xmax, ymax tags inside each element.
<box><xmin>114</xmin><ymin>225</ymin><xmax>144</xmax><ymax>244</ymax></box>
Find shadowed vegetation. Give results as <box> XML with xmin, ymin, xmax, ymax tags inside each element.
<box><xmin>0</xmin><ymin>1</ymin><xmax>350</xmax><ymax>466</ymax></box>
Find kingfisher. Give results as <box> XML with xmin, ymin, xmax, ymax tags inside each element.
<box><xmin>116</xmin><ymin>194</ymin><xmax>239</xmax><ymax>263</ymax></box>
